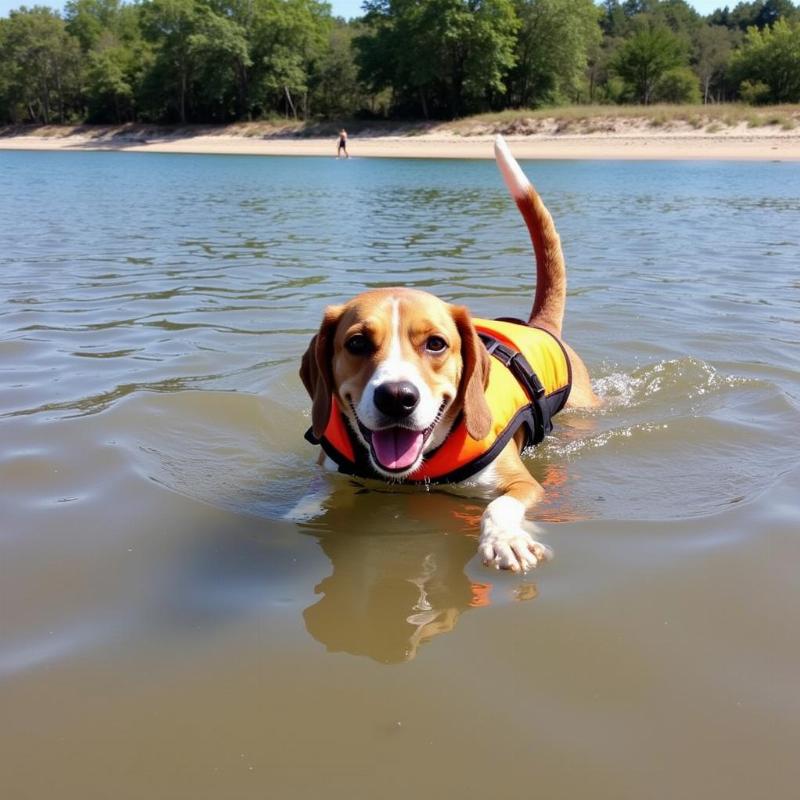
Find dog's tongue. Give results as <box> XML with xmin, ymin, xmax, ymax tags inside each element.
<box><xmin>371</xmin><ymin>427</ymin><xmax>424</xmax><ymax>471</ymax></box>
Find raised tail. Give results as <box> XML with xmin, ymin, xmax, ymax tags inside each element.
<box><xmin>494</xmin><ymin>135</ymin><xmax>566</xmax><ymax>337</ymax></box>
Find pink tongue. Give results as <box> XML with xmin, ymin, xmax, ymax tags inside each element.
<box><xmin>371</xmin><ymin>427</ymin><xmax>425</xmax><ymax>470</ymax></box>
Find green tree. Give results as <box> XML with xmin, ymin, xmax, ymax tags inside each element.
<box><xmin>65</xmin><ymin>0</ymin><xmax>152</xmax><ymax>122</ymax></box>
<box><xmin>85</xmin><ymin>37</ymin><xmax>134</xmax><ymax>121</ymax></box>
<box><xmin>188</xmin><ymin>10</ymin><xmax>250</xmax><ymax>121</ymax></box>
<box><xmin>65</xmin><ymin>0</ymin><xmax>124</xmax><ymax>50</ymax></box>
<box><xmin>139</xmin><ymin>0</ymin><xmax>251</xmax><ymax>122</ymax></box>
<box><xmin>656</xmin><ymin>0</ymin><xmax>701</xmax><ymax>38</ymax></box>
<box><xmin>731</xmin><ymin>17</ymin><xmax>800</xmax><ymax>102</ymax></box>
<box><xmin>357</xmin><ymin>0</ymin><xmax>518</xmax><ymax>118</ymax></box>
<box><xmin>654</xmin><ymin>64</ymin><xmax>700</xmax><ymax>101</ymax></box>
<box><xmin>600</xmin><ymin>0</ymin><xmax>628</xmax><ymax>36</ymax></box>
<box><xmin>586</xmin><ymin>34</ymin><xmax>624</xmax><ymax>102</ymax></box>
<box><xmin>139</xmin><ymin>0</ymin><xmax>203</xmax><ymax>122</ymax></box>
<box><xmin>709</xmin><ymin>0</ymin><xmax>798</xmax><ymax>30</ymax></box>
<box><xmin>612</xmin><ymin>19</ymin><xmax>685</xmax><ymax>102</ymax></box>
<box><xmin>311</xmin><ymin>19</ymin><xmax>372</xmax><ymax>116</ymax></box>
<box><xmin>249</xmin><ymin>0</ymin><xmax>330</xmax><ymax>119</ymax></box>
<box><xmin>693</xmin><ymin>24</ymin><xmax>733</xmax><ymax>103</ymax></box>
<box><xmin>508</xmin><ymin>0</ymin><xmax>601</xmax><ymax>107</ymax></box>
<box><xmin>0</xmin><ymin>6</ymin><xmax>82</xmax><ymax>123</ymax></box>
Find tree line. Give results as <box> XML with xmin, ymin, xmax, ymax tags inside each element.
<box><xmin>1</xmin><ymin>0</ymin><xmax>799</xmax><ymax>125</ymax></box>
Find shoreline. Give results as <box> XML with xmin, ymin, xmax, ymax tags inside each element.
<box><xmin>2</xmin><ymin>126</ymin><xmax>799</xmax><ymax>161</ymax></box>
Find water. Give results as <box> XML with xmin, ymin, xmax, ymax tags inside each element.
<box><xmin>1</xmin><ymin>151</ymin><xmax>799</xmax><ymax>797</ymax></box>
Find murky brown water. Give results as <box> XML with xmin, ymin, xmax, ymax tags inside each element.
<box><xmin>2</xmin><ymin>152</ymin><xmax>799</xmax><ymax>797</ymax></box>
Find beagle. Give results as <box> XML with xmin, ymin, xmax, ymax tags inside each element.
<box><xmin>300</xmin><ymin>136</ymin><xmax>599</xmax><ymax>572</ymax></box>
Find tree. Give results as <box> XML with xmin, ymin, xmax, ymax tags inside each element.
<box><xmin>731</xmin><ymin>17</ymin><xmax>800</xmax><ymax>102</ymax></box>
<box><xmin>356</xmin><ymin>0</ymin><xmax>518</xmax><ymax>118</ymax></box>
<box><xmin>311</xmin><ymin>19</ymin><xmax>373</xmax><ymax>117</ymax></box>
<box><xmin>188</xmin><ymin>10</ymin><xmax>250</xmax><ymax>121</ymax></box>
<box><xmin>0</xmin><ymin>7</ymin><xmax>82</xmax><ymax>123</ymax></box>
<box><xmin>237</xmin><ymin>0</ymin><xmax>330</xmax><ymax>119</ymax></box>
<box><xmin>507</xmin><ymin>0</ymin><xmax>601</xmax><ymax>107</ymax></box>
<box><xmin>656</xmin><ymin>0</ymin><xmax>701</xmax><ymax>37</ymax></box>
<box><xmin>586</xmin><ymin>34</ymin><xmax>624</xmax><ymax>102</ymax></box>
<box><xmin>65</xmin><ymin>0</ymin><xmax>152</xmax><ymax>122</ymax></box>
<box><xmin>654</xmin><ymin>64</ymin><xmax>700</xmax><ymax>101</ymax></box>
<box><xmin>752</xmin><ymin>0</ymin><xmax>798</xmax><ymax>27</ymax></box>
<box><xmin>612</xmin><ymin>19</ymin><xmax>685</xmax><ymax>103</ymax></box>
<box><xmin>693</xmin><ymin>24</ymin><xmax>733</xmax><ymax>103</ymax></box>
<box><xmin>600</xmin><ymin>0</ymin><xmax>628</xmax><ymax>37</ymax></box>
<box><xmin>85</xmin><ymin>37</ymin><xmax>135</xmax><ymax>121</ymax></box>
<box><xmin>65</xmin><ymin>0</ymin><xmax>124</xmax><ymax>50</ymax></box>
<box><xmin>140</xmin><ymin>0</ymin><xmax>203</xmax><ymax>122</ymax></box>
<box><xmin>711</xmin><ymin>0</ymin><xmax>799</xmax><ymax>31</ymax></box>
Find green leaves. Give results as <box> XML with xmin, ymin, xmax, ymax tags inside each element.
<box><xmin>355</xmin><ymin>0</ymin><xmax>518</xmax><ymax>117</ymax></box>
<box><xmin>731</xmin><ymin>18</ymin><xmax>800</xmax><ymax>102</ymax></box>
<box><xmin>0</xmin><ymin>7</ymin><xmax>82</xmax><ymax>123</ymax></box>
<box><xmin>509</xmin><ymin>0</ymin><xmax>601</xmax><ymax>107</ymax></box>
<box><xmin>612</xmin><ymin>21</ymin><xmax>685</xmax><ymax>103</ymax></box>
<box><xmin>1</xmin><ymin>0</ymin><xmax>799</xmax><ymax>124</ymax></box>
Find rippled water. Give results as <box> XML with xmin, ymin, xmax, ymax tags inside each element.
<box><xmin>2</xmin><ymin>151</ymin><xmax>799</xmax><ymax>797</ymax></box>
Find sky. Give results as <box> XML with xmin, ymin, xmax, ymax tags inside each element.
<box><xmin>0</xmin><ymin>0</ymin><xmax>735</xmax><ymax>21</ymax></box>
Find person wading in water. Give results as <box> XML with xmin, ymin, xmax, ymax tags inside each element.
<box><xmin>337</xmin><ymin>129</ymin><xmax>349</xmax><ymax>159</ymax></box>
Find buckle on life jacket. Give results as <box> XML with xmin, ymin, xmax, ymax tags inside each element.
<box><xmin>478</xmin><ymin>334</ymin><xmax>545</xmax><ymax>399</ymax></box>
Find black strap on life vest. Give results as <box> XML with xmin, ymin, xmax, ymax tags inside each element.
<box><xmin>478</xmin><ymin>332</ymin><xmax>552</xmax><ymax>448</ymax></box>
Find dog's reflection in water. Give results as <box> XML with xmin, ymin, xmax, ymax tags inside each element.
<box><xmin>298</xmin><ymin>486</ymin><xmax>539</xmax><ymax>663</ymax></box>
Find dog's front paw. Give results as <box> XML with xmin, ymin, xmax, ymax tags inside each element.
<box><xmin>479</xmin><ymin>528</ymin><xmax>552</xmax><ymax>572</ymax></box>
<box><xmin>479</xmin><ymin>497</ymin><xmax>552</xmax><ymax>572</ymax></box>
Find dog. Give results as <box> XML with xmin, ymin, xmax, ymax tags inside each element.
<box><xmin>300</xmin><ymin>136</ymin><xmax>600</xmax><ymax>573</ymax></box>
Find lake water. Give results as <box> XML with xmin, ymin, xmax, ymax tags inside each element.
<box><xmin>1</xmin><ymin>150</ymin><xmax>799</xmax><ymax>798</ymax></box>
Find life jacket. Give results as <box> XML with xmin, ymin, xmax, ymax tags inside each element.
<box><xmin>304</xmin><ymin>318</ymin><xmax>572</xmax><ymax>485</ymax></box>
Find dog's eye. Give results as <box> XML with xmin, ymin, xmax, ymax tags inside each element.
<box><xmin>425</xmin><ymin>336</ymin><xmax>448</xmax><ymax>353</ymax></box>
<box><xmin>345</xmin><ymin>334</ymin><xmax>372</xmax><ymax>356</ymax></box>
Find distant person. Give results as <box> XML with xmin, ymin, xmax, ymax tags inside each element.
<box><xmin>337</xmin><ymin>129</ymin><xmax>349</xmax><ymax>159</ymax></box>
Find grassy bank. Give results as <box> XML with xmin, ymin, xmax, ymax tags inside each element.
<box><xmin>2</xmin><ymin>104</ymin><xmax>799</xmax><ymax>143</ymax></box>
<box><xmin>448</xmin><ymin>104</ymin><xmax>800</xmax><ymax>134</ymax></box>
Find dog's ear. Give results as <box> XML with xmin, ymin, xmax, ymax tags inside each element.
<box><xmin>451</xmin><ymin>305</ymin><xmax>492</xmax><ymax>440</ymax></box>
<box><xmin>300</xmin><ymin>305</ymin><xmax>344</xmax><ymax>439</ymax></box>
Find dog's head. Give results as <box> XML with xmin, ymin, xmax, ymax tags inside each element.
<box><xmin>300</xmin><ymin>288</ymin><xmax>492</xmax><ymax>478</ymax></box>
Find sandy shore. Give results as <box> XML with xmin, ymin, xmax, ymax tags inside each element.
<box><xmin>2</xmin><ymin>126</ymin><xmax>799</xmax><ymax>160</ymax></box>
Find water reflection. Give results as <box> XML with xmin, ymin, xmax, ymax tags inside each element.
<box><xmin>298</xmin><ymin>489</ymin><xmax>538</xmax><ymax>664</ymax></box>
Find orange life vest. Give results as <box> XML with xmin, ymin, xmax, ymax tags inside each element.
<box><xmin>305</xmin><ymin>318</ymin><xmax>572</xmax><ymax>484</ymax></box>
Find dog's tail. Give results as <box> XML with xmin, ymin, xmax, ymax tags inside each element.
<box><xmin>494</xmin><ymin>135</ymin><xmax>566</xmax><ymax>337</ymax></box>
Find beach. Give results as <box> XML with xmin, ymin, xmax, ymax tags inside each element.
<box><xmin>2</xmin><ymin>121</ymin><xmax>799</xmax><ymax>160</ymax></box>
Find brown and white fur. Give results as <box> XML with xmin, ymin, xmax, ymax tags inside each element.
<box><xmin>300</xmin><ymin>136</ymin><xmax>600</xmax><ymax>572</ymax></box>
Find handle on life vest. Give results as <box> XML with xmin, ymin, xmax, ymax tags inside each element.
<box><xmin>478</xmin><ymin>333</ymin><xmax>551</xmax><ymax>446</ymax></box>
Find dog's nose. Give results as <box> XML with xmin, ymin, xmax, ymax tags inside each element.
<box><xmin>373</xmin><ymin>381</ymin><xmax>420</xmax><ymax>418</ymax></box>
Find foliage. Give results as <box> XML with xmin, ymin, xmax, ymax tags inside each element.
<box><xmin>1</xmin><ymin>0</ymin><xmax>799</xmax><ymax>124</ymax></box>
<box><xmin>507</xmin><ymin>0</ymin><xmax>601</xmax><ymax>107</ymax></box>
<box><xmin>731</xmin><ymin>18</ymin><xmax>800</xmax><ymax>102</ymax></box>
<box><xmin>356</xmin><ymin>0</ymin><xmax>519</xmax><ymax>118</ymax></box>
<box><xmin>0</xmin><ymin>6</ymin><xmax>82</xmax><ymax>123</ymax></box>
<box><xmin>310</xmin><ymin>20</ymin><xmax>375</xmax><ymax>117</ymax></box>
<box><xmin>693</xmin><ymin>24</ymin><xmax>734</xmax><ymax>103</ymax></box>
<box><xmin>612</xmin><ymin>20</ymin><xmax>685</xmax><ymax>103</ymax></box>
<box><xmin>654</xmin><ymin>64</ymin><xmax>701</xmax><ymax>102</ymax></box>
<box><xmin>709</xmin><ymin>0</ymin><xmax>798</xmax><ymax>31</ymax></box>
<box><xmin>738</xmin><ymin>78</ymin><xmax>771</xmax><ymax>102</ymax></box>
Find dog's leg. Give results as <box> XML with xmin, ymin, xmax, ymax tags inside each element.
<box><xmin>476</xmin><ymin>440</ymin><xmax>552</xmax><ymax>572</ymax></box>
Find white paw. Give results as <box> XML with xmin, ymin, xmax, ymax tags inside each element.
<box><xmin>479</xmin><ymin>527</ymin><xmax>552</xmax><ymax>572</ymax></box>
<box><xmin>479</xmin><ymin>496</ymin><xmax>552</xmax><ymax>572</ymax></box>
